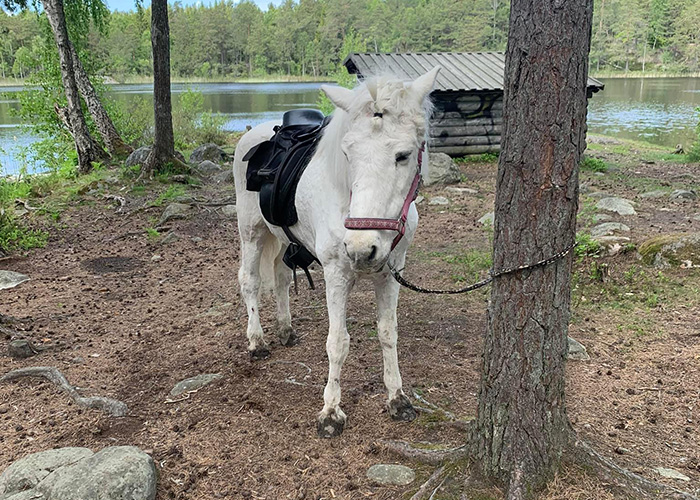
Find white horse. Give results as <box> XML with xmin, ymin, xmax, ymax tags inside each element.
<box><xmin>233</xmin><ymin>67</ymin><xmax>440</xmax><ymax>438</ymax></box>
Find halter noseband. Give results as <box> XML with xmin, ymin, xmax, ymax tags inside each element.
<box><xmin>344</xmin><ymin>142</ymin><xmax>425</xmax><ymax>251</ymax></box>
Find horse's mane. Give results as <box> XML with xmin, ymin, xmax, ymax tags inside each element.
<box><xmin>316</xmin><ymin>74</ymin><xmax>434</xmax><ymax>195</ymax></box>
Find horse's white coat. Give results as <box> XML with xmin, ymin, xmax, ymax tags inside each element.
<box><xmin>233</xmin><ymin>67</ymin><xmax>440</xmax><ymax>436</ymax></box>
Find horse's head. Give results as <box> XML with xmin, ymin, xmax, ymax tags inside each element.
<box><xmin>321</xmin><ymin>67</ymin><xmax>440</xmax><ymax>272</ymax></box>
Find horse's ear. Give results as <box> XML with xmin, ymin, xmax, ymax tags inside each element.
<box><xmin>321</xmin><ymin>85</ymin><xmax>355</xmax><ymax>112</ymax></box>
<box><xmin>410</xmin><ymin>66</ymin><xmax>441</xmax><ymax>101</ymax></box>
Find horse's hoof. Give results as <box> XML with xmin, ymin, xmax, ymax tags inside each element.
<box><xmin>388</xmin><ymin>394</ymin><xmax>417</xmax><ymax>422</ymax></box>
<box><xmin>317</xmin><ymin>409</ymin><xmax>346</xmax><ymax>438</ymax></box>
<box><xmin>278</xmin><ymin>326</ymin><xmax>299</xmax><ymax>347</ymax></box>
<box><xmin>249</xmin><ymin>346</ymin><xmax>271</xmax><ymax>360</ymax></box>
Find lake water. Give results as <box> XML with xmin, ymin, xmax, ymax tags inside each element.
<box><xmin>1</xmin><ymin>77</ymin><xmax>698</xmax><ymax>175</ymax></box>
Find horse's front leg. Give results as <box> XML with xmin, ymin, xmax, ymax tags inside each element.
<box><xmin>317</xmin><ymin>264</ymin><xmax>354</xmax><ymax>438</ymax></box>
<box><xmin>373</xmin><ymin>269</ymin><xmax>417</xmax><ymax>422</ymax></box>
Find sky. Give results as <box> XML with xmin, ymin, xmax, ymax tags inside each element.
<box><xmin>106</xmin><ymin>0</ymin><xmax>283</xmax><ymax>13</ymax></box>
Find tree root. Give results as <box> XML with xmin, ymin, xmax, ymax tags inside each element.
<box><xmin>379</xmin><ymin>439</ymin><xmax>468</xmax><ymax>466</ymax></box>
<box><xmin>0</xmin><ymin>366</ymin><xmax>128</xmax><ymax>417</ymax></box>
<box><xmin>410</xmin><ymin>465</ymin><xmax>449</xmax><ymax>500</ymax></box>
<box><xmin>568</xmin><ymin>438</ymin><xmax>699</xmax><ymax>500</ymax></box>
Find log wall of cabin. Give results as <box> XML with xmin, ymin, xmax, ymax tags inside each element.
<box><xmin>429</xmin><ymin>91</ymin><xmax>503</xmax><ymax>156</ymax></box>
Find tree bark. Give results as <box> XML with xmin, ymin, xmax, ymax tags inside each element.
<box><xmin>69</xmin><ymin>42</ymin><xmax>133</xmax><ymax>157</ymax></box>
<box><xmin>472</xmin><ymin>0</ymin><xmax>594</xmax><ymax>497</ymax></box>
<box><xmin>145</xmin><ymin>0</ymin><xmax>176</xmax><ymax>172</ymax></box>
<box><xmin>42</xmin><ymin>0</ymin><xmax>105</xmax><ymax>174</ymax></box>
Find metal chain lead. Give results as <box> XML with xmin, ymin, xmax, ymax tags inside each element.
<box><xmin>389</xmin><ymin>241</ymin><xmax>578</xmax><ymax>295</ymax></box>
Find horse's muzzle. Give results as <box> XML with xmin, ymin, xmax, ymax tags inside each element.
<box><xmin>343</xmin><ymin>232</ymin><xmax>389</xmax><ymax>272</ymax></box>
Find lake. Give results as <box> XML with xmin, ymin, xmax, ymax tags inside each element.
<box><xmin>1</xmin><ymin>77</ymin><xmax>698</xmax><ymax>175</ymax></box>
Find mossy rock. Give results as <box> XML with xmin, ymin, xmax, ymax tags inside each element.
<box><xmin>638</xmin><ymin>233</ymin><xmax>700</xmax><ymax>268</ymax></box>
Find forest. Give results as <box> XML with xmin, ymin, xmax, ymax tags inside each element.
<box><xmin>1</xmin><ymin>0</ymin><xmax>699</xmax><ymax>82</ymax></box>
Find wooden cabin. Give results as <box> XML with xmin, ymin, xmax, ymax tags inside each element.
<box><xmin>343</xmin><ymin>52</ymin><xmax>604</xmax><ymax>156</ymax></box>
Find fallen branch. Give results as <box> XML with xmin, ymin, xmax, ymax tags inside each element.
<box><xmin>0</xmin><ymin>366</ymin><xmax>128</xmax><ymax>417</ymax></box>
<box><xmin>379</xmin><ymin>440</ymin><xmax>468</xmax><ymax>466</ymax></box>
<box><xmin>411</xmin><ymin>466</ymin><xmax>449</xmax><ymax>500</ymax></box>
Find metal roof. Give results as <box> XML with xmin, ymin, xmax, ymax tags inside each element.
<box><xmin>343</xmin><ymin>52</ymin><xmax>604</xmax><ymax>93</ymax></box>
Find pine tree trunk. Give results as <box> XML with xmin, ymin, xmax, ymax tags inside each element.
<box><xmin>472</xmin><ymin>0</ymin><xmax>594</xmax><ymax>497</ymax></box>
<box><xmin>42</xmin><ymin>0</ymin><xmax>104</xmax><ymax>174</ymax></box>
<box><xmin>69</xmin><ymin>42</ymin><xmax>133</xmax><ymax>156</ymax></box>
<box><xmin>145</xmin><ymin>0</ymin><xmax>176</xmax><ymax>172</ymax></box>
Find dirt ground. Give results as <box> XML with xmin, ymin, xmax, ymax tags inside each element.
<box><xmin>1</xmin><ymin>137</ymin><xmax>700</xmax><ymax>499</ymax></box>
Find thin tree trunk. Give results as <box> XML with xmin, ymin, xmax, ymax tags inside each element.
<box><xmin>472</xmin><ymin>0</ymin><xmax>594</xmax><ymax>497</ymax></box>
<box><xmin>145</xmin><ymin>0</ymin><xmax>176</xmax><ymax>172</ymax></box>
<box><xmin>69</xmin><ymin>42</ymin><xmax>133</xmax><ymax>156</ymax></box>
<box><xmin>42</xmin><ymin>0</ymin><xmax>105</xmax><ymax>174</ymax></box>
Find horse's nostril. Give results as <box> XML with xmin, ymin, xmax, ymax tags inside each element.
<box><xmin>368</xmin><ymin>245</ymin><xmax>377</xmax><ymax>262</ymax></box>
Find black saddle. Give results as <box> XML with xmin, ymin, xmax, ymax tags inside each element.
<box><xmin>243</xmin><ymin>109</ymin><xmax>330</xmax><ymax>288</ymax></box>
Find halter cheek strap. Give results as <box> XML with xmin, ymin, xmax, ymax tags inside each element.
<box><xmin>344</xmin><ymin>143</ymin><xmax>425</xmax><ymax>251</ymax></box>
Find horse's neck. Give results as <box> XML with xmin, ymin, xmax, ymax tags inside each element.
<box><xmin>306</xmin><ymin>112</ymin><xmax>352</xmax><ymax>210</ymax></box>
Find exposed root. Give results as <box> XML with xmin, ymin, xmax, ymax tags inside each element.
<box><xmin>411</xmin><ymin>466</ymin><xmax>449</xmax><ymax>500</ymax></box>
<box><xmin>0</xmin><ymin>366</ymin><xmax>128</xmax><ymax>417</ymax></box>
<box><xmin>379</xmin><ymin>439</ymin><xmax>468</xmax><ymax>466</ymax></box>
<box><xmin>568</xmin><ymin>438</ymin><xmax>699</xmax><ymax>500</ymax></box>
<box><xmin>413</xmin><ymin>390</ymin><xmax>457</xmax><ymax>421</ymax></box>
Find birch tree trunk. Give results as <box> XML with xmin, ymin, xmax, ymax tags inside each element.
<box><xmin>69</xmin><ymin>42</ymin><xmax>133</xmax><ymax>156</ymax></box>
<box><xmin>472</xmin><ymin>0</ymin><xmax>594</xmax><ymax>497</ymax></box>
<box><xmin>145</xmin><ymin>0</ymin><xmax>176</xmax><ymax>172</ymax></box>
<box><xmin>42</xmin><ymin>0</ymin><xmax>105</xmax><ymax>173</ymax></box>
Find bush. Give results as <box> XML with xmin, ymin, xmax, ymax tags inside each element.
<box><xmin>580</xmin><ymin>155</ymin><xmax>608</xmax><ymax>172</ymax></box>
<box><xmin>689</xmin><ymin>107</ymin><xmax>700</xmax><ymax>162</ymax></box>
<box><xmin>172</xmin><ymin>88</ymin><xmax>227</xmax><ymax>149</ymax></box>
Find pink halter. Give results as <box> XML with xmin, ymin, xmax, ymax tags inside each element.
<box><xmin>344</xmin><ymin>143</ymin><xmax>425</xmax><ymax>250</ymax></box>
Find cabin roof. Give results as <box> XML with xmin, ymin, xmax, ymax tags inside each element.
<box><xmin>343</xmin><ymin>52</ymin><xmax>605</xmax><ymax>93</ymax></box>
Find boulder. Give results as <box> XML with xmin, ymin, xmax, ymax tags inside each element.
<box><xmin>125</xmin><ymin>147</ymin><xmax>186</xmax><ymax>167</ymax></box>
<box><xmin>639</xmin><ymin>190</ymin><xmax>667</xmax><ymax>199</ymax></box>
<box><xmin>7</xmin><ymin>340</ymin><xmax>37</xmax><ymax>359</ymax></box>
<box><xmin>567</xmin><ymin>337</ymin><xmax>590</xmax><ymax>361</ymax></box>
<box><xmin>0</xmin><ymin>271</ymin><xmax>29</xmax><ymax>291</ymax></box>
<box><xmin>444</xmin><ymin>186</ymin><xmax>478</xmax><ymax>196</ymax></box>
<box><xmin>669</xmin><ymin>189</ymin><xmax>698</xmax><ymax>202</ymax></box>
<box><xmin>596</xmin><ymin>197</ymin><xmax>637</xmax><ymax>216</ymax></box>
<box><xmin>195</xmin><ymin>160</ymin><xmax>222</xmax><ymax>175</ymax></box>
<box><xmin>654</xmin><ymin>467</ymin><xmax>690</xmax><ymax>481</ymax></box>
<box><xmin>428</xmin><ymin>196</ymin><xmax>449</xmax><ymax>206</ymax></box>
<box><xmin>221</xmin><ymin>205</ymin><xmax>237</xmax><ymax>218</ymax></box>
<box><xmin>189</xmin><ymin>143</ymin><xmax>228</xmax><ymax>164</ymax></box>
<box><xmin>638</xmin><ymin>233</ymin><xmax>700</xmax><ymax>268</ymax></box>
<box><xmin>424</xmin><ymin>153</ymin><xmax>460</xmax><ymax>186</ymax></box>
<box><xmin>366</xmin><ymin>464</ymin><xmax>415</xmax><ymax>486</ymax></box>
<box><xmin>590</xmin><ymin>222</ymin><xmax>630</xmax><ymax>239</ymax></box>
<box><xmin>478</xmin><ymin>212</ymin><xmax>494</xmax><ymax>226</ymax></box>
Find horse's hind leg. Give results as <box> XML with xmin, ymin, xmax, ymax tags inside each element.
<box><xmin>374</xmin><ymin>271</ymin><xmax>417</xmax><ymax>422</ymax></box>
<box><xmin>238</xmin><ymin>228</ymin><xmax>274</xmax><ymax>360</ymax></box>
<box><xmin>273</xmin><ymin>248</ymin><xmax>297</xmax><ymax>346</ymax></box>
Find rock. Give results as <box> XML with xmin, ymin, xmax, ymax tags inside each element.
<box><xmin>444</xmin><ymin>186</ymin><xmax>478</xmax><ymax>196</ymax></box>
<box><xmin>0</xmin><ymin>271</ymin><xmax>29</xmax><ymax>291</ymax></box>
<box><xmin>213</xmin><ymin>168</ymin><xmax>234</xmax><ymax>184</ymax></box>
<box><xmin>0</xmin><ymin>448</ymin><xmax>94</xmax><ymax>497</ymax></box>
<box><xmin>35</xmin><ymin>447</ymin><xmax>156</xmax><ymax>500</ymax></box>
<box><xmin>189</xmin><ymin>143</ymin><xmax>228</xmax><ymax>164</ymax></box>
<box><xmin>654</xmin><ymin>467</ymin><xmax>690</xmax><ymax>481</ymax></box>
<box><xmin>160</xmin><ymin>232</ymin><xmax>180</xmax><ymax>246</ymax></box>
<box><xmin>639</xmin><ymin>190</ymin><xmax>667</xmax><ymax>199</ymax></box>
<box><xmin>424</xmin><ymin>153</ymin><xmax>460</xmax><ymax>186</ymax></box>
<box><xmin>596</xmin><ymin>197</ymin><xmax>637</xmax><ymax>216</ymax></box>
<box><xmin>196</xmin><ymin>160</ymin><xmax>222</xmax><ymax>175</ymax></box>
<box><xmin>124</xmin><ymin>146</ymin><xmax>152</xmax><ymax>168</ymax></box>
<box><xmin>170</xmin><ymin>373</ymin><xmax>222</xmax><ymax>397</ymax></box>
<box><xmin>587</xmin><ymin>191</ymin><xmax>610</xmax><ymax>199</ymax></box>
<box><xmin>366</xmin><ymin>464</ymin><xmax>415</xmax><ymax>486</ymax></box>
<box><xmin>428</xmin><ymin>196</ymin><xmax>449</xmax><ymax>206</ymax></box>
<box><xmin>158</xmin><ymin>203</ymin><xmax>193</xmax><ymax>226</ymax></box>
<box><xmin>567</xmin><ymin>337</ymin><xmax>590</xmax><ymax>361</ymax></box>
<box><xmin>590</xmin><ymin>222</ymin><xmax>630</xmax><ymax>239</ymax></box>
<box><xmin>7</xmin><ymin>340</ymin><xmax>37</xmax><ymax>359</ymax></box>
<box><xmin>221</xmin><ymin>205</ymin><xmax>237</xmax><ymax>218</ymax></box>
<box><xmin>125</xmin><ymin>146</ymin><xmax>186</xmax><ymax>168</ymax></box>
<box><xmin>669</xmin><ymin>189</ymin><xmax>698</xmax><ymax>201</ymax></box>
<box><xmin>639</xmin><ymin>233</ymin><xmax>700</xmax><ymax>268</ymax></box>
<box><xmin>151</xmin><ymin>255</ymin><xmax>162</xmax><ymax>262</ymax></box>
<box><xmin>478</xmin><ymin>212</ymin><xmax>494</xmax><ymax>226</ymax></box>
<box><xmin>592</xmin><ymin>213</ymin><xmax>613</xmax><ymax>223</ymax></box>
<box><xmin>415</xmin><ymin>195</ymin><xmax>424</xmax><ymax>205</ymax></box>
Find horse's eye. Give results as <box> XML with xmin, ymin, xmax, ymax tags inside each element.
<box><xmin>395</xmin><ymin>152</ymin><xmax>411</xmax><ymax>163</ymax></box>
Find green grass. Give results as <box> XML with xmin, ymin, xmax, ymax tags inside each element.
<box><xmin>454</xmin><ymin>152</ymin><xmax>499</xmax><ymax>164</ymax></box>
<box><xmin>150</xmin><ymin>184</ymin><xmax>186</xmax><ymax>207</ymax></box>
<box><xmin>580</xmin><ymin>155</ymin><xmax>608</xmax><ymax>173</ymax></box>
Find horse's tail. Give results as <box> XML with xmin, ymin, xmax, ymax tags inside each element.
<box><xmin>259</xmin><ymin>233</ymin><xmax>282</xmax><ymax>296</ymax></box>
